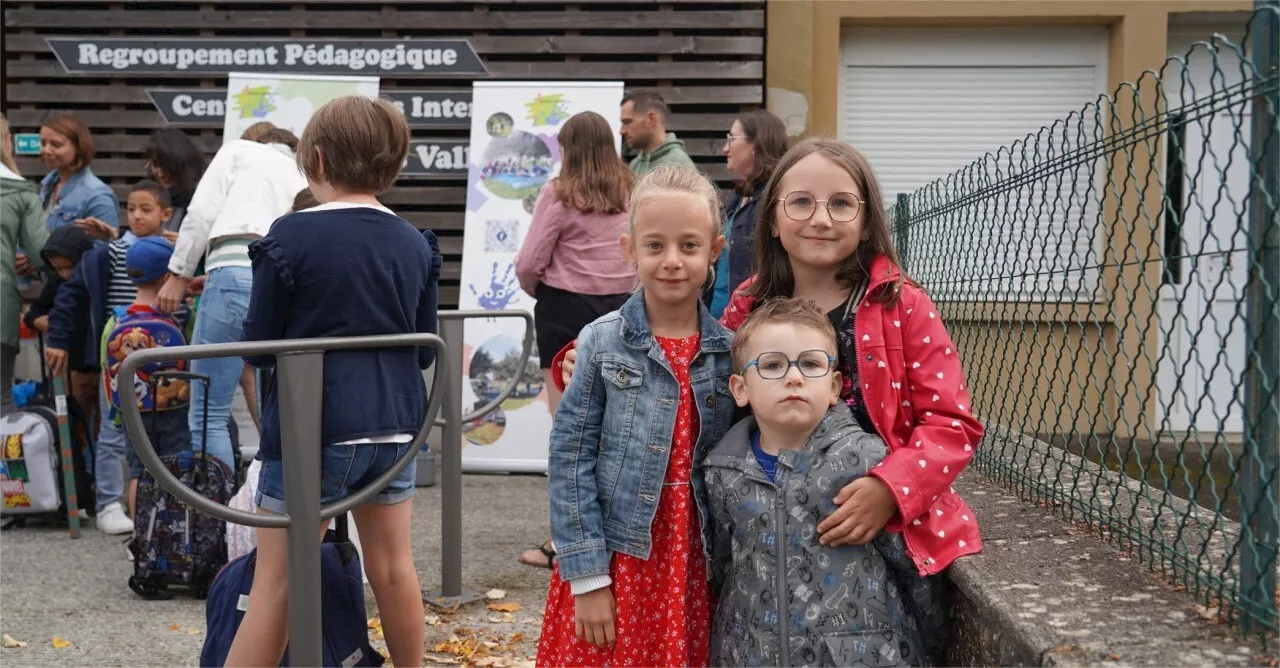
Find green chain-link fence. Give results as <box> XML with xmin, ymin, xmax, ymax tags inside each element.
<box><xmin>892</xmin><ymin>7</ymin><xmax>1279</xmax><ymax>634</ymax></box>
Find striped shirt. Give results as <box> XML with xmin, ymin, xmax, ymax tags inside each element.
<box><xmin>207</xmin><ymin>237</ymin><xmax>253</xmax><ymax>272</ymax></box>
<box><xmin>105</xmin><ymin>238</ymin><xmax>137</xmax><ymax>311</ymax></box>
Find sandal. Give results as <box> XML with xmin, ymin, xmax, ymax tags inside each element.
<box><xmin>518</xmin><ymin>540</ymin><xmax>556</xmax><ymax>569</ymax></box>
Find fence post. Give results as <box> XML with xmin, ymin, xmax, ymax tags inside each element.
<box><xmin>895</xmin><ymin>193</ymin><xmax>911</xmax><ymax>270</ymax></box>
<box><xmin>1241</xmin><ymin>0</ymin><xmax>1280</xmax><ymax>633</ymax></box>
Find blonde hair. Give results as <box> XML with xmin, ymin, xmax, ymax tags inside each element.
<box><xmin>627</xmin><ymin>164</ymin><xmax>721</xmax><ymax>238</ymax></box>
<box><xmin>0</xmin><ymin>114</ymin><xmax>18</xmax><ymax>174</ymax></box>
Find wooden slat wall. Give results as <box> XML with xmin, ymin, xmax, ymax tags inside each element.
<box><xmin>2</xmin><ymin>0</ymin><xmax>766</xmax><ymax>309</ymax></box>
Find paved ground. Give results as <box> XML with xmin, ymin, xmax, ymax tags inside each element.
<box><xmin>0</xmin><ymin>473</ymin><xmax>552</xmax><ymax>667</ymax></box>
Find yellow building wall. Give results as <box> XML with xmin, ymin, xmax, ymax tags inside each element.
<box><xmin>766</xmin><ymin>0</ymin><xmax>1252</xmax><ymax>436</ymax></box>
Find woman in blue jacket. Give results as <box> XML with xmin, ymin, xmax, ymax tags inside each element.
<box><xmin>704</xmin><ymin>110</ymin><xmax>789</xmax><ymax>318</ymax></box>
<box><xmin>38</xmin><ymin>112</ymin><xmax>119</xmax><ymax>234</ymax></box>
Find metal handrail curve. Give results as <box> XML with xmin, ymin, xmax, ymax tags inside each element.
<box><xmin>117</xmin><ymin>334</ymin><xmax>448</xmax><ymax>528</ymax></box>
<box><xmin>435</xmin><ymin>310</ymin><xmax>534</xmax><ymax>426</ymax></box>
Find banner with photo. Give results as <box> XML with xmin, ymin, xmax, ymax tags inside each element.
<box><xmin>458</xmin><ymin>81</ymin><xmax>625</xmax><ymax>473</ymax></box>
<box><xmin>223</xmin><ymin>72</ymin><xmax>379</xmax><ymax>145</ymax></box>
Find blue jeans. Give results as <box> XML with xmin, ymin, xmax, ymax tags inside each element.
<box><xmin>255</xmin><ymin>442</ymin><xmax>417</xmax><ymax>514</ymax></box>
<box><xmin>189</xmin><ymin>267</ymin><xmax>252</xmax><ymax>469</ymax></box>
<box><xmin>95</xmin><ymin>389</ymin><xmax>127</xmax><ymax>511</ymax></box>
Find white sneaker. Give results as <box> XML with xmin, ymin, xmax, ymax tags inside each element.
<box><xmin>96</xmin><ymin>501</ymin><xmax>134</xmax><ymax>535</ymax></box>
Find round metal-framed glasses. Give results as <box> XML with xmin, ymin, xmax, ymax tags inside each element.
<box><xmin>778</xmin><ymin>191</ymin><xmax>864</xmax><ymax>223</ymax></box>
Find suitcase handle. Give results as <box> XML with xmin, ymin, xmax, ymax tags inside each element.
<box><xmin>148</xmin><ymin>370</ymin><xmax>211</xmax><ymax>481</ymax></box>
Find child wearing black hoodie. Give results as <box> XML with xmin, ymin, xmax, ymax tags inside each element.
<box><xmin>24</xmin><ymin>224</ymin><xmax>100</xmax><ymax>496</ymax></box>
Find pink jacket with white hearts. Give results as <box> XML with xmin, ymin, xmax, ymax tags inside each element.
<box><xmin>720</xmin><ymin>254</ymin><xmax>984</xmax><ymax>575</ymax></box>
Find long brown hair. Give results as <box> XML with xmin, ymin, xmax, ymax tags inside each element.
<box><xmin>554</xmin><ymin>111</ymin><xmax>634</xmax><ymax>214</ymax></box>
<box><xmin>748</xmin><ymin>137</ymin><xmax>908</xmax><ymax>306</ymax></box>
<box><xmin>735</xmin><ymin>109</ymin><xmax>788</xmax><ymax>193</ymax></box>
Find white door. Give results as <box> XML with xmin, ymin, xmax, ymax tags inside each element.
<box><xmin>839</xmin><ymin>27</ymin><xmax>1109</xmax><ymax>304</ymax></box>
<box><xmin>1157</xmin><ymin>26</ymin><xmax>1250</xmax><ymax>434</ymax></box>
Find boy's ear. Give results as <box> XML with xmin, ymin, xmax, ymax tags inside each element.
<box><xmin>729</xmin><ymin>373</ymin><xmax>750</xmax><ymax>408</ymax></box>
<box><xmin>162</xmin><ymin>206</ymin><xmax>174</xmax><ymax>222</ymax></box>
<box><xmin>828</xmin><ymin>370</ymin><xmax>843</xmax><ymax>407</ymax></box>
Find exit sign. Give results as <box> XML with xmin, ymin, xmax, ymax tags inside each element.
<box><xmin>14</xmin><ymin>134</ymin><xmax>40</xmax><ymax>155</ymax></box>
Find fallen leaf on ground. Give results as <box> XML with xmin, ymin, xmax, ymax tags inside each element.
<box><xmin>501</xmin><ymin>613</ymin><xmax>516</xmax><ymax>623</ymax></box>
<box><xmin>488</xmin><ymin>615</ymin><xmax>505</xmax><ymax>623</ymax></box>
<box><xmin>2</xmin><ymin>634</ymin><xmax>27</xmax><ymax>648</ymax></box>
<box><xmin>510</xmin><ymin>633</ymin><xmax>525</xmax><ymax>643</ymax></box>
<box><xmin>187</xmin><ymin>628</ymin><xmax>201</xmax><ymax>636</ymax></box>
<box><xmin>423</xmin><ymin>654</ymin><xmax>459</xmax><ymax>664</ymax></box>
<box><xmin>1193</xmin><ymin>604</ymin><xmax>1220</xmax><ymax>621</ymax></box>
<box><xmin>168</xmin><ymin>623</ymin><xmax>181</xmax><ymax>631</ymax></box>
<box><xmin>486</xmin><ymin>589</ymin><xmax>507</xmax><ymax>600</ymax></box>
<box><xmin>1048</xmin><ymin>644</ymin><xmax>1075</xmax><ymax>654</ymax></box>
<box><xmin>368</xmin><ymin>618</ymin><xmax>382</xmax><ymax>629</ymax></box>
<box><xmin>51</xmin><ymin>637</ymin><xmax>71</xmax><ymax>649</ymax></box>
<box><xmin>425</xmin><ymin>614</ymin><xmax>441</xmax><ymax>626</ymax></box>
<box><xmin>488</xmin><ymin>602</ymin><xmax>521</xmax><ymax>613</ymax></box>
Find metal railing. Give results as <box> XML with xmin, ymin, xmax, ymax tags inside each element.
<box><xmin>891</xmin><ymin>7</ymin><xmax>1279</xmax><ymax>633</ymax></box>
<box><xmin>118</xmin><ymin>310</ymin><xmax>533</xmax><ymax>664</ymax></box>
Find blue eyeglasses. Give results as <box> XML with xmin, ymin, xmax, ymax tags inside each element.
<box><xmin>740</xmin><ymin>350</ymin><xmax>837</xmax><ymax>380</ymax></box>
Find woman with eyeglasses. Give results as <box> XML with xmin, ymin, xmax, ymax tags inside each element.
<box><xmin>706</xmin><ymin>110</ymin><xmax>788</xmax><ymax>318</ymax></box>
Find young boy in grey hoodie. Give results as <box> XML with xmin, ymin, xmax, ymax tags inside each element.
<box><xmin>703</xmin><ymin>298</ymin><xmax>929</xmax><ymax>667</ymax></box>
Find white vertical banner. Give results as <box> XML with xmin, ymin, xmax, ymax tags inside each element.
<box><xmin>458</xmin><ymin>81</ymin><xmax>625</xmax><ymax>473</ymax></box>
<box><xmin>222</xmin><ymin>72</ymin><xmax>379</xmax><ymax>144</ymax></box>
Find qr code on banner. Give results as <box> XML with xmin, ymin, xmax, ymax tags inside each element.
<box><xmin>485</xmin><ymin>220</ymin><xmax>521</xmax><ymax>252</ymax></box>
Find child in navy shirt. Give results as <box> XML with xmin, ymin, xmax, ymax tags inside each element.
<box><xmin>226</xmin><ymin>96</ymin><xmax>440</xmax><ymax>667</ymax></box>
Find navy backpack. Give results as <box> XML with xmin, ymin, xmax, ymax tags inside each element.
<box><xmin>200</xmin><ymin>515</ymin><xmax>383</xmax><ymax>667</ymax></box>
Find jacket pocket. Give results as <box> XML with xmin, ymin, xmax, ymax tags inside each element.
<box><xmin>822</xmin><ymin>630</ymin><xmax>907</xmax><ymax>666</ymax></box>
<box><xmin>601</xmin><ymin>360</ymin><xmax>643</xmax><ymax>390</ymax></box>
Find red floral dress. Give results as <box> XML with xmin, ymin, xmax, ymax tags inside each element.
<box><xmin>537</xmin><ymin>334</ymin><xmax>711</xmax><ymax>668</ymax></box>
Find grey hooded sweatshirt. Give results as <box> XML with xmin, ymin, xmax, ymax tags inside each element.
<box><xmin>703</xmin><ymin>403</ymin><xmax>931</xmax><ymax>667</ymax></box>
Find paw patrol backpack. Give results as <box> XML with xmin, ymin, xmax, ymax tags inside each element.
<box><xmin>102</xmin><ymin>306</ymin><xmax>191</xmax><ymax>413</ymax></box>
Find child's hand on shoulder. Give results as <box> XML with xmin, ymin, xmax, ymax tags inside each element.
<box><xmin>574</xmin><ymin>587</ymin><xmax>616</xmax><ymax>649</ymax></box>
<box><xmin>817</xmin><ymin>476</ymin><xmax>898</xmax><ymax>547</ymax></box>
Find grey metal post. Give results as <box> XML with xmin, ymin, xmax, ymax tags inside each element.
<box><xmin>275</xmin><ymin>352</ymin><xmax>325</xmax><ymax>667</ymax></box>
<box><xmin>439</xmin><ymin>316</ymin><xmax>468</xmax><ymax>603</ymax></box>
<box><xmin>1242</xmin><ymin>0</ymin><xmax>1280</xmax><ymax>633</ymax></box>
<box><xmin>425</xmin><ymin>310</ymin><xmax>534</xmax><ymax>610</ymax></box>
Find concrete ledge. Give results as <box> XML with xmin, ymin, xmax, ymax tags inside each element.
<box><xmin>945</xmin><ymin>470</ymin><xmax>1272</xmax><ymax>666</ymax></box>
<box><xmin>942</xmin><ymin>432</ymin><xmax>1277</xmax><ymax>666</ymax></box>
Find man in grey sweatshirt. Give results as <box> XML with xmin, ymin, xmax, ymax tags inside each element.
<box><xmin>619</xmin><ymin>92</ymin><xmax>696</xmax><ymax>175</ymax></box>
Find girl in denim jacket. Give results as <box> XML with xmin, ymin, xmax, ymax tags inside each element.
<box><xmin>537</xmin><ymin>165</ymin><xmax>737</xmax><ymax>667</ymax></box>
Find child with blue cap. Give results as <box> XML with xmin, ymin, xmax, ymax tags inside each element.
<box><xmin>106</xmin><ymin>235</ymin><xmax>194</xmax><ymax>519</ymax></box>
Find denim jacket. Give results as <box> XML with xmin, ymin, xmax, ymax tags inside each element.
<box><xmin>39</xmin><ymin>168</ymin><xmax>120</xmax><ymax>232</ymax></box>
<box><xmin>548</xmin><ymin>290</ymin><xmax>737</xmax><ymax>584</ymax></box>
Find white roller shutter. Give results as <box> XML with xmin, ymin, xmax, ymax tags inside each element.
<box><xmin>839</xmin><ymin>27</ymin><xmax>1109</xmax><ymax>301</ymax></box>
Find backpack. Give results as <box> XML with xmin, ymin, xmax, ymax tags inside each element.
<box><xmin>1</xmin><ymin>339</ymin><xmax>90</xmax><ymax>527</ymax></box>
<box><xmin>200</xmin><ymin>516</ymin><xmax>385</xmax><ymax>668</ymax></box>
<box><xmin>129</xmin><ymin>372</ymin><xmax>235</xmax><ymax>600</ymax></box>
<box><xmin>102</xmin><ymin>306</ymin><xmax>191</xmax><ymax>413</ymax></box>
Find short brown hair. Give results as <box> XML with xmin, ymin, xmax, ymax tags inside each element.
<box><xmin>297</xmin><ymin>96</ymin><xmax>409</xmax><ymax>195</ymax></box>
<box><xmin>554</xmin><ymin>112</ymin><xmax>634</xmax><ymax>214</ymax></box>
<box><xmin>731</xmin><ymin>297</ymin><xmax>838</xmax><ymax>371</ymax></box>
<box><xmin>292</xmin><ymin>188</ymin><xmax>319</xmax><ymax>212</ymax></box>
<box><xmin>749</xmin><ymin>137</ymin><xmax>909</xmax><ymax>308</ymax></box>
<box><xmin>41</xmin><ymin>112</ymin><xmax>95</xmax><ymax>171</ymax></box>
<box><xmin>258</xmin><ymin>127</ymin><xmax>299</xmax><ymax>151</ymax></box>
<box><xmin>621</xmin><ymin>92</ymin><xmax>670</xmax><ymax>121</ymax></box>
<box><xmin>240</xmin><ymin>121</ymin><xmax>277</xmax><ymax>142</ymax></box>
